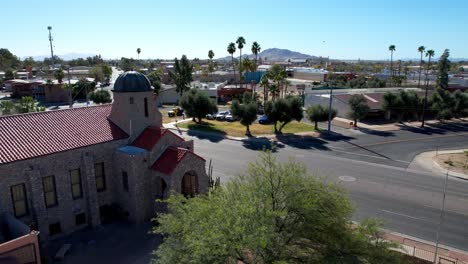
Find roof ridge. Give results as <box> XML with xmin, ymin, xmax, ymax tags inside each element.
<box><xmin>0</xmin><ymin>104</ymin><xmax>112</xmax><ymax>119</ymax></box>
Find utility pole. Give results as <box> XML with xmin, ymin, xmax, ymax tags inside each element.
<box><xmin>47</xmin><ymin>26</ymin><xmax>54</xmax><ymax>68</ymax></box>
<box><xmin>67</xmin><ymin>67</ymin><xmax>72</xmax><ymax>108</ymax></box>
<box><xmin>327</xmin><ymin>86</ymin><xmax>333</xmax><ymax>133</ymax></box>
<box><xmin>433</xmin><ymin>169</ymin><xmax>449</xmax><ymax>264</ymax></box>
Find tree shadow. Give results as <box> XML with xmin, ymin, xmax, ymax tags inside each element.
<box><xmin>275</xmin><ymin>133</ymin><xmax>331</xmax><ymax>150</ymax></box>
<box><xmin>397</xmin><ymin>124</ymin><xmax>448</xmax><ymax>135</ymax></box>
<box><xmin>317</xmin><ymin>130</ymin><xmax>355</xmax><ymax>142</ymax></box>
<box><xmin>241</xmin><ymin>137</ymin><xmax>284</xmax><ymax>152</ymax></box>
<box><xmin>357</xmin><ymin>127</ymin><xmax>396</xmax><ymax>137</ymax></box>
<box><xmin>184</xmin><ymin>122</ymin><xmax>226</xmax><ymax>143</ymax></box>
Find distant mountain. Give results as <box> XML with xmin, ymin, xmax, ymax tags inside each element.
<box><xmin>32</xmin><ymin>53</ymin><xmax>96</xmax><ymax>61</ymax></box>
<box><xmin>217</xmin><ymin>48</ymin><xmax>317</xmax><ymax>62</ymax></box>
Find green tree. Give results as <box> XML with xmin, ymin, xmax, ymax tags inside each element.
<box><xmin>208</xmin><ymin>50</ymin><xmax>215</xmax><ymax>80</ymax></box>
<box><xmin>382</xmin><ymin>92</ymin><xmax>401</xmax><ymax>120</ymax></box>
<box><xmin>0</xmin><ymin>100</ymin><xmax>14</xmax><ymax>115</ymax></box>
<box><xmin>101</xmin><ymin>64</ymin><xmax>112</xmax><ymax>81</ymax></box>
<box><xmin>430</xmin><ymin>88</ymin><xmax>455</xmax><ymax>121</ymax></box>
<box><xmin>348</xmin><ymin>94</ymin><xmax>370</xmax><ymax>127</ymax></box>
<box><xmin>0</xmin><ymin>48</ymin><xmax>20</xmax><ymax>70</ymax></box>
<box><xmin>208</xmin><ymin>50</ymin><xmax>214</xmax><ymax>61</ymax></box>
<box><xmin>259</xmin><ymin>74</ymin><xmax>270</xmax><ymax>102</ymax></box>
<box><xmin>231</xmin><ymin>95</ymin><xmax>258</xmax><ymax>136</ymax></box>
<box><xmin>264</xmin><ymin>96</ymin><xmax>303</xmax><ymax>133</ymax></box>
<box><xmin>267</xmin><ymin>64</ymin><xmax>287</xmax><ymax>99</ymax></box>
<box><xmin>147</xmin><ymin>71</ymin><xmax>162</xmax><ymax>95</ymax></box>
<box><xmin>227</xmin><ymin>42</ymin><xmax>237</xmax><ymax>87</ymax></box>
<box><xmin>15</xmin><ymin>96</ymin><xmax>37</xmax><ymax>113</ymax></box>
<box><xmin>89</xmin><ymin>90</ymin><xmax>112</xmax><ymax>104</ymax></box>
<box><xmin>436</xmin><ymin>49</ymin><xmax>451</xmax><ymax>89</ymax></box>
<box><xmin>236</xmin><ymin>36</ymin><xmax>246</xmax><ymax>88</ymax></box>
<box><xmin>179</xmin><ymin>89</ymin><xmax>217</xmax><ymax>123</ymax></box>
<box><xmin>4</xmin><ymin>70</ymin><xmax>14</xmax><ymax>80</ymax></box>
<box><xmin>424</xmin><ymin>49</ymin><xmax>435</xmax><ymax>87</ymax></box>
<box><xmin>23</xmin><ymin>57</ymin><xmax>36</xmax><ymax>68</ymax></box>
<box><xmin>453</xmin><ymin>90</ymin><xmax>468</xmax><ymax>118</ymax></box>
<box><xmin>388</xmin><ymin>45</ymin><xmax>396</xmax><ymax>86</ymax></box>
<box><xmin>120</xmin><ymin>57</ymin><xmax>136</xmax><ymax>72</ymax></box>
<box><xmin>306</xmin><ymin>104</ymin><xmax>337</xmax><ymax>130</ymax></box>
<box><xmin>54</xmin><ymin>68</ymin><xmax>65</xmax><ymax>83</ymax></box>
<box><xmin>137</xmin><ymin>48</ymin><xmax>141</xmax><ymax>61</ymax></box>
<box><xmin>88</xmin><ymin>66</ymin><xmax>103</xmax><ymax>82</ymax></box>
<box><xmin>152</xmin><ymin>151</ymin><xmax>402</xmax><ymax>264</ymax></box>
<box><xmin>417</xmin><ymin>46</ymin><xmax>425</xmax><ymax>88</ymax></box>
<box><xmin>251</xmin><ymin>41</ymin><xmax>261</xmax><ymax>70</ymax></box>
<box><xmin>169</xmin><ymin>55</ymin><xmax>193</xmax><ymax>98</ymax></box>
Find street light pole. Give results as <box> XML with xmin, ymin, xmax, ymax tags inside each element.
<box><xmin>327</xmin><ymin>86</ymin><xmax>333</xmax><ymax>133</ymax></box>
<box><xmin>433</xmin><ymin>169</ymin><xmax>449</xmax><ymax>264</ymax></box>
<box><xmin>47</xmin><ymin>26</ymin><xmax>54</xmax><ymax>68</ymax></box>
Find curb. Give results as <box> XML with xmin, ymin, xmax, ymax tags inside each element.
<box><xmin>410</xmin><ymin>149</ymin><xmax>468</xmax><ymax>180</ymax></box>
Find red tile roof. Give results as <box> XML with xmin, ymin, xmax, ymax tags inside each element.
<box><xmin>152</xmin><ymin>147</ymin><xmax>205</xmax><ymax>175</ymax></box>
<box><xmin>0</xmin><ymin>105</ymin><xmax>128</xmax><ymax>165</ymax></box>
<box><xmin>131</xmin><ymin>127</ymin><xmax>183</xmax><ymax>151</ymax></box>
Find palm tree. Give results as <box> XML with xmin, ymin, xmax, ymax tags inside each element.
<box><xmin>388</xmin><ymin>45</ymin><xmax>396</xmax><ymax>86</ymax></box>
<box><xmin>417</xmin><ymin>46</ymin><xmax>425</xmax><ymax>88</ymax></box>
<box><xmin>421</xmin><ymin>49</ymin><xmax>435</xmax><ymax>128</ymax></box>
<box><xmin>260</xmin><ymin>74</ymin><xmax>269</xmax><ymax>102</ymax></box>
<box><xmin>236</xmin><ymin>36</ymin><xmax>246</xmax><ymax>88</ymax></box>
<box><xmin>136</xmin><ymin>48</ymin><xmax>141</xmax><ymax>61</ymax></box>
<box><xmin>251</xmin><ymin>41</ymin><xmax>261</xmax><ymax>69</ymax></box>
<box><xmin>227</xmin><ymin>42</ymin><xmax>237</xmax><ymax>88</ymax></box>
<box><xmin>208</xmin><ymin>50</ymin><xmax>214</xmax><ymax>60</ymax></box>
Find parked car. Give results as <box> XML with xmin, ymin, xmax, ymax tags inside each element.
<box><xmin>168</xmin><ymin>107</ymin><xmax>184</xmax><ymax>117</ymax></box>
<box><xmin>258</xmin><ymin>115</ymin><xmax>271</xmax><ymax>124</ymax></box>
<box><xmin>206</xmin><ymin>113</ymin><xmax>215</xmax><ymax>120</ymax></box>
<box><xmin>215</xmin><ymin>111</ymin><xmax>230</xmax><ymax>121</ymax></box>
<box><xmin>225</xmin><ymin>113</ymin><xmax>238</xmax><ymax>122</ymax></box>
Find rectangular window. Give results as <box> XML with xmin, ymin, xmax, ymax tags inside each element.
<box><xmin>70</xmin><ymin>169</ymin><xmax>83</xmax><ymax>199</ymax></box>
<box><xmin>43</xmin><ymin>176</ymin><xmax>57</xmax><ymax>208</ymax></box>
<box><xmin>75</xmin><ymin>213</ymin><xmax>86</xmax><ymax>226</ymax></box>
<box><xmin>94</xmin><ymin>162</ymin><xmax>106</xmax><ymax>192</ymax></box>
<box><xmin>49</xmin><ymin>222</ymin><xmax>62</xmax><ymax>236</ymax></box>
<box><xmin>122</xmin><ymin>171</ymin><xmax>129</xmax><ymax>192</ymax></box>
<box><xmin>144</xmin><ymin>97</ymin><xmax>148</xmax><ymax>117</ymax></box>
<box><xmin>11</xmin><ymin>184</ymin><xmax>28</xmax><ymax>217</ymax></box>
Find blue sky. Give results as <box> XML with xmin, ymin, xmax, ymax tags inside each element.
<box><xmin>3</xmin><ymin>0</ymin><xmax>467</xmax><ymax>60</ymax></box>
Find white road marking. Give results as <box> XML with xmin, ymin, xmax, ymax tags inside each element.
<box><xmin>381</xmin><ymin>209</ymin><xmax>421</xmax><ymax>220</ymax></box>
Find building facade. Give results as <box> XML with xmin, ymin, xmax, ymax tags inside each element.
<box><xmin>0</xmin><ymin>71</ymin><xmax>208</xmax><ymax>241</ymax></box>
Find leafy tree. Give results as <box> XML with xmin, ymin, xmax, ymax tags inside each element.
<box><xmin>0</xmin><ymin>48</ymin><xmax>20</xmax><ymax>70</ymax></box>
<box><xmin>43</xmin><ymin>55</ymin><xmax>63</xmax><ymax>66</ymax></box>
<box><xmin>267</xmin><ymin>64</ymin><xmax>287</xmax><ymax>99</ymax></box>
<box><xmin>367</xmin><ymin>77</ymin><xmax>386</xmax><ymax>88</ymax></box>
<box><xmin>54</xmin><ymin>68</ymin><xmax>65</xmax><ymax>83</ymax></box>
<box><xmin>251</xmin><ymin>41</ymin><xmax>261</xmax><ymax>68</ymax></box>
<box><xmin>73</xmin><ymin>78</ymin><xmax>96</xmax><ymax>99</ymax></box>
<box><xmin>388</xmin><ymin>45</ymin><xmax>396</xmax><ymax>86</ymax></box>
<box><xmin>436</xmin><ymin>49</ymin><xmax>450</xmax><ymax>89</ymax></box>
<box><xmin>348</xmin><ymin>94</ymin><xmax>370</xmax><ymax>127</ymax></box>
<box><xmin>23</xmin><ymin>57</ymin><xmax>36</xmax><ymax>68</ymax></box>
<box><xmin>231</xmin><ymin>96</ymin><xmax>258</xmax><ymax>136</ymax></box>
<box><xmin>264</xmin><ymin>96</ymin><xmax>303</xmax><ymax>133</ymax></box>
<box><xmin>227</xmin><ymin>42</ymin><xmax>237</xmax><ymax>86</ymax></box>
<box><xmin>101</xmin><ymin>64</ymin><xmax>112</xmax><ymax>81</ymax></box>
<box><xmin>15</xmin><ymin>96</ymin><xmax>37</xmax><ymax>113</ymax></box>
<box><xmin>306</xmin><ymin>104</ymin><xmax>337</xmax><ymax>130</ymax></box>
<box><xmin>152</xmin><ymin>150</ymin><xmax>402</xmax><ymax>264</ymax></box>
<box><xmin>0</xmin><ymin>100</ymin><xmax>14</xmax><ymax>115</ymax></box>
<box><xmin>382</xmin><ymin>92</ymin><xmax>401</xmax><ymax>120</ymax></box>
<box><xmin>147</xmin><ymin>71</ymin><xmax>162</xmax><ymax>95</ymax></box>
<box><xmin>417</xmin><ymin>46</ymin><xmax>425</xmax><ymax>87</ymax></box>
<box><xmin>169</xmin><ymin>55</ymin><xmax>193</xmax><ymax>98</ymax></box>
<box><xmin>89</xmin><ymin>90</ymin><xmax>112</xmax><ymax>104</ymax></box>
<box><xmin>208</xmin><ymin>50</ymin><xmax>214</xmax><ymax>60</ymax></box>
<box><xmin>453</xmin><ymin>90</ymin><xmax>468</xmax><ymax>118</ymax></box>
<box><xmin>259</xmin><ymin>74</ymin><xmax>270</xmax><ymax>102</ymax></box>
<box><xmin>179</xmin><ymin>89</ymin><xmax>217</xmax><ymax>123</ymax></box>
<box><xmin>120</xmin><ymin>57</ymin><xmax>136</xmax><ymax>72</ymax></box>
<box><xmin>4</xmin><ymin>70</ymin><xmax>14</xmax><ymax>80</ymax></box>
<box><xmin>236</xmin><ymin>36</ymin><xmax>246</xmax><ymax>88</ymax></box>
<box><xmin>430</xmin><ymin>88</ymin><xmax>455</xmax><ymax>121</ymax></box>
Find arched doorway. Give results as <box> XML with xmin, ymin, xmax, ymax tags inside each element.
<box><xmin>181</xmin><ymin>171</ymin><xmax>197</xmax><ymax>197</ymax></box>
<box><xmin>160</xmin><ymin>178</ymin><xmax>167</xmax><ymax>199</ymax></box>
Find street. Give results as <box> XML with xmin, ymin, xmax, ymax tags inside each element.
<box><xmin>181</xmin><ymin>122</ymin><xmax>468</xmax><ymax>251</ymax></box>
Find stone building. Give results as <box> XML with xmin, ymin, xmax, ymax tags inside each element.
<box><xmin>0</xmin><ymin>71</ymin><xmax>208</xmax><ymax>240</ymax></box>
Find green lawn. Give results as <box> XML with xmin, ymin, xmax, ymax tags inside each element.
<box><xmin>178</xmin><ymin>120</ymin><xmax>314</xmax><ymax>137</ymax></box>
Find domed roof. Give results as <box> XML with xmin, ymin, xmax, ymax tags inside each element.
<box><xmin>113</xmin><ymin>71</ymin><xmax>152</xmax><ymax>92</ymax></box>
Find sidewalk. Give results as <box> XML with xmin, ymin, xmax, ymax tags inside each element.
<box><xmin>409</xmin><ymin>149</ymin><xmax>468</xmax><ymax>180</ymax></box>
<box><xmin>384</xmin><ymin>231</ymin><xmax>468</xmax><ymax>263</ymax></box>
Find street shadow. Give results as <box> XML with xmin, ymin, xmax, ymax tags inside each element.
<box><xmin>241</xmin><ymin>137</ymin><xmax>284</xmax><ymax>152</ymax></box>
<box><xmin>357</xmin><ymin>127</ymin><xmax>396</xmax><ymax>137</ymax></box>
<box><xmin>186</xmin><ymin>129</ymin><xmax>225</xmax><ymax>143</ymax></box>
<box><xmin>275</xmin><ymin>133</ymin><xmax>331</xmax><ymax>150</ymax></box>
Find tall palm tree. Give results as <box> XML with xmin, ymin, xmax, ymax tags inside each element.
<box><xmin>136</xmin><ymin>48</ymin><xmax>141</xmax><ymax>61</ymax></box>
<box><xmin>421</xmin><ymin>49</ymin><xmax>435</xmax><ymax>128</ymax></box>
<box><xmin>227</xmin><ymin>42</ymin><xmax>237</xmax><ymax>88</ymax></box>
<box><xmin>388</xmin><ymin>45</ymin><xmax>396</xmax><ymax>86</ymax></box>
<box><xmin>417</xmin><ymin>46</ymin><xmax>425</xmax><ymax>88</ymax></box>
<box><xmin>251</xmin><ymin>41</ymin><xmax>261</xmax><ymax>69</ymax></box>
<box><xmin>208</xmin><ymin>50</ymin><xmax>214</xmax><ymax>60</ymax></box>
<box><xmin>236</xmin><ymin>36</ymin><xmax>246</xmax><ymax>88</ymax></box>
<box><xmin>260</xmin><ymin>74</ymin><xmax>269</xmax><ymax>102</ymax></box>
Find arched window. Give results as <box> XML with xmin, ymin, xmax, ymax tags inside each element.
<box><xmin>144</xmin><ymin>97</ymin><xmax>148</xmax><ymax>117</ymax></box>
<box><xmin>181</xmin><ymin>171</ymin><xmax>197</xmax><ymax>197</ymax></box>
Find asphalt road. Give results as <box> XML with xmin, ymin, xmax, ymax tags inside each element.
<box><xmin>181</xmin><ymin>122</ymin><xmax>468</xmax><ymax>251</ymax></box>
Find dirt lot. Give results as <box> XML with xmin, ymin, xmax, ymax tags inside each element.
<box><xmin>435</xmin><ymin>152</ymin><xmax>468</xmax><ymax>174</ymax></box>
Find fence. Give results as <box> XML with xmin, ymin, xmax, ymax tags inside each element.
<box><xmin>393</xmin><ymin>242</ymin><xmax>465</xmax><ymax>264</ymax></box>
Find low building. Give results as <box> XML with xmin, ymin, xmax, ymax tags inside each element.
<box><xmin>6</xmin><ymin>79</ymin><xmax>70</xmax><ymax>103</ymax></box>
<box><xmin>0</xmin><ymin>71</ymin><xmax>208</xmax><ymax>241</ymax></box>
